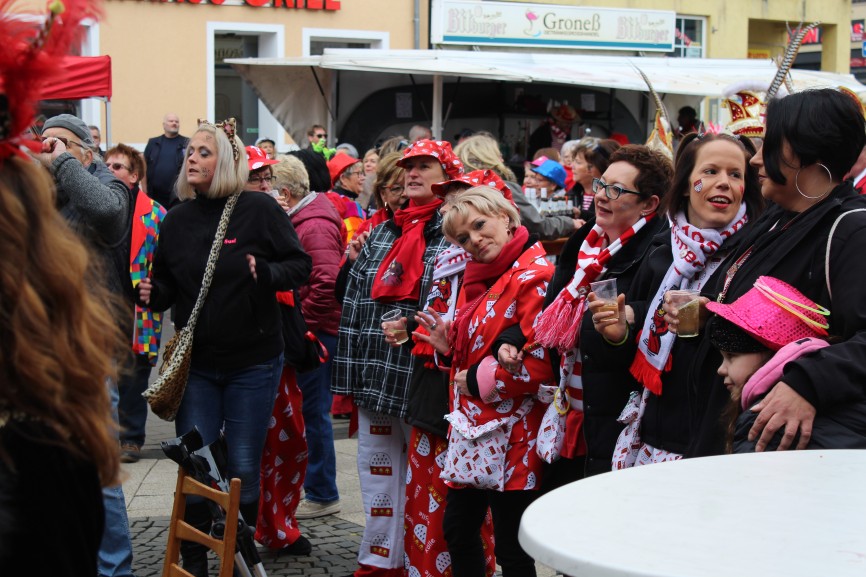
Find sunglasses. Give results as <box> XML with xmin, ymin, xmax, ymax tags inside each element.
<box><xmin>108</xmin><ymin>162</ymin><xmax>131</xmax><ymax>172</ymax></box>
<box><xmin>315</xmin><ymin>133</ymin><xmax>327</xmax><ymax>139</ymax></box>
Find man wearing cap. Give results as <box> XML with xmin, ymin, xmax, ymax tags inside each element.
<box><xmin>144</xmin><ymin>113</ymin><xmax>188</xmax><ymax>208</ymax></box>
<box><xmin>38</xmin><ymin>113</ymin><xmax>136</xmax><ymax>577</ymax></box>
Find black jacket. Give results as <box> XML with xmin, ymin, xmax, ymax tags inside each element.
<box><xmin>602</xmin><ymin>224</ymin><xmax>753</xmax><ymax>457</ymax></box>
<box><xmin>140</xmin><ymin>191</ymin><xmax>312</xmax><ymax>370</ymax></box>
<box><xmin>543</xmin><ymin>215</ymin><xmax>669</xmax><ymax>477</ymax></box>
<box><xmin>689</xmin><ymin>184</ymin><xmax>866</xmax><ymax>456</ymax></box>
<box><xmin>144</xmin><ymin>134</ymin><xmax>189</xmax><ymax>208</ymax></box>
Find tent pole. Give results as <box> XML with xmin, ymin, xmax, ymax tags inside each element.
<box><xmin>432</xmin><ymin>74</ymin><xmax>443</xmax><ymax>140</ymax></box>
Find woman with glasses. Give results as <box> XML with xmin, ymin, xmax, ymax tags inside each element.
<box><xmin>137</xmin><ymin>121</ymin><xmax>311</xmax><ymax>576</ymax></box>
<box><xmin>516</xmin><ymin>145</ymin><xmax>672</xmax><ymax>487</ymax></box>
<box><xmin>326</xmin><ymin>154</ymin><xmax>367</xmax><ymax>244</ymax></box>
<box><xmin>244</xmin><ymin>145</ymin><xmax>280</xmax><ymax>194</ymax></box>
<box><xmin>587</xmin><ymin>135</ymin><xmax>763</xmax><ymax>470</ymax></box>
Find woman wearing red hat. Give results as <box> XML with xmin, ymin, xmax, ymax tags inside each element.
<box><xmin>332</xmin><ymin>139</ymin><xmax>462</xmax><ymax>577</ymax></box>
<box><xmin>326</xmin><ymin>154</ymin><xmax>367</xmax><ymax>244</ymax></box>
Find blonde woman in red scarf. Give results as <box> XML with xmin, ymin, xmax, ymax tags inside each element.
<box><xmin>332</xmin><ymin>140</ymin><xmax>462</xmax><ymax>577</ymax></box>
<box><xmin>524</xmin><ymin>145</ymin><xmax>671</xmax><ymax>488</ymax></box>
<box><xmin>590</xmin><ymin>135</ymin><xmax>764</xmax><ymax>468</ymax></box>
<box><xmin>438</xmin><ymin>187</ymin><xmax>555</xmax><ymax>577</ymax></box>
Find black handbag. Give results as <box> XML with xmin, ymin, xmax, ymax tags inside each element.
<box><xmin>280</xmin><ymin>289</ymin><xmax>328</xmax><ymax>373</ymax></box>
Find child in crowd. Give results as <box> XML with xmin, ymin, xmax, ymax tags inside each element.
<box><xmin>707</xmin><ymin>276</ymin><xmax>866</xmax><ymax>452</ymax></box>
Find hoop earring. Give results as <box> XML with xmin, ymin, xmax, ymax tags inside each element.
<box><xmin>795</xmin><ymin>163</ymin><xmax>833</xmax><ymax>201</ymax></box>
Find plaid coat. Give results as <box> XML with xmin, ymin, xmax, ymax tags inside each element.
<box><xmin>332</xmin><ymin>212</ymin><xmax>451</xmax><ymax>418</ymax></box>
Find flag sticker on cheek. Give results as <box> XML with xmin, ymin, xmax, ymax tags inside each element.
<box><xmin>693</xmin><ymin>178</ymin><xmax>703</xmax><ymax>193</ymax></box>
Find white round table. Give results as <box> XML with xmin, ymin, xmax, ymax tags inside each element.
<box><xmin>519</xmin><ymin>450</ymin><xmax>866</xmax><ymax>577</ymax></box>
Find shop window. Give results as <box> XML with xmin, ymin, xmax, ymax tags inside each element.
<box><xmin>302</xmin><ymin>28</ymin><xmax>389</xmax><ymax>57</ymax></box>
<box><xmin>668</xmin><ymin>16</ymin><xmax>705</xmax><ymax>58</ymax></box>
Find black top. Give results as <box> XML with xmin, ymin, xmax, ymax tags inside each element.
<box><xmin>141</xmin><ymin>191</ymin><xmax>312</xmax><ymax>370</ymax></box>
<box><xmin>0</xmin><ymin>421</ymin><xmax>104</xmax><ymax>575</ymax></box>
<box><xmin>544</xmin><ymin>216</ymin><xmax>669</xmax><ymax>476</ymax></box>
<box><xmin>689</xmin><ymin>183</ymin><xmax>866</xmax><ymax>456</ymax></box>
<box><xmin>144</xmin><ymin>134</ymin><xmax>189</xmax><ymax>208</ymax></box>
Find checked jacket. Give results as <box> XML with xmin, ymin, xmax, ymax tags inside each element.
<box><xmin>332</xmin><ymin>212</ymin><xmax>451</xmax><ymax>419</ymax></box>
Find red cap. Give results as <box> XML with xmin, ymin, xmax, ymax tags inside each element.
<box><xmin>327</xmin><ymin>154</ymin><xmax>361</xmax><ymax>187</ymax></box>
<box><xmin>245</xmin><ymin>145</ymin><xmax>279</xmax><ymax>171</ymax></box>
<box><xmin>397</xmin><ymin>139</ymin><xmax>464</xmax><ymax>180</ymax></box>
<box><xmin>431</xmin><ymin>169</ymin><xmax>514</xmax><ymax>205</ymax></box>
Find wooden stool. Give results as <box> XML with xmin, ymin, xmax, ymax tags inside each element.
<box><xmin>163</xmin><ymin>467</ymin><xmax>241</xmax><ymax>577</ymax></box>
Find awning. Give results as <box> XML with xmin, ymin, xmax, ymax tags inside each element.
<box><xmin>228</xmin><ymin>48</ymin><xmax>865</xmax><ymax>142</ymax></box>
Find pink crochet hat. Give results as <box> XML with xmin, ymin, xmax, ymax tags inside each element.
<box><xmin>706</xmin><ymin>276</ymin><xmax>829</xmax><ymax>351</ymax></box>
<box><xmin>397</xmin><ymin>139</ymin><xmax>464</xmax><ymax>179</ymax></box>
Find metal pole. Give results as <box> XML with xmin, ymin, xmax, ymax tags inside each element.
<box><xmin>432</xmin><ymin>75</ymin><xmax>443</xmax><ymax>140</ymax></box>
<box><xmin>413</xmin><ymin>0</ymin><xmax>420</xmax><ymax>49</ymax></box>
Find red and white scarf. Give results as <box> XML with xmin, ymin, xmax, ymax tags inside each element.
<box><xmin>536</xmin><ymin>215</ymin><xmax>654</xmax><ymax>353</ymax></box>
<box><xmin>630</xmin><ymin>205</ymin><xmax>748</xmax><ymax>395</ymax></box>
<box><xmin>412</xmin><ymin>245</ymin><xmax>471</xmax><ymax>362</ymax></box>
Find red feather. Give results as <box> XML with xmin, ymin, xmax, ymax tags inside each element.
<box><xmin>0</xmin><ymin>0</ymin><xmax>102</xmax><ymax>151</ymax></box>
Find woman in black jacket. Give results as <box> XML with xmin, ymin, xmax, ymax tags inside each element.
<box><xmin>518</xmin><ymin>145</ymin><xmax>672</xmax><ymax>485</ymax></box>
<box><xmin>138</xmin><ymin>121</ymin><xmax>311</xmax><ymax>576</ymax></box>
<box><xmin>588</xmin><ymin>133</ymin><xmax>763</xmax><ymax>469</ymax></box>
<box><xmin>687</xmin><ymin>88</ymin><xmax>866</xmax><ymax>457</ymax></box>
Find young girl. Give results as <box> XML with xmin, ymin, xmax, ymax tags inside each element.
<box><xmin>706</xmin><ymin>276</ymin><xmax>866</xmax><ymax>452</ymax></box>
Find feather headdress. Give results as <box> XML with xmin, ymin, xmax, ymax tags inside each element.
<box><xmin>633</xmin><ymin>65</ymin><xmax>673</xmax><ymax>160</ymax></box>
<box><xmin>0</xmin><ymin>0</ymin><xmax>101</xmax><ymax>160</ymax></box>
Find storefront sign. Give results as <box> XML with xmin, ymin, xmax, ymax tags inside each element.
<box><xmin>853</xmin><ymin>19</ymin><xmax>864</xmax><ymax>43</ymax></box>
<box><xmin>135</xmin><ymin>0</ymin><xmax>341</xmax><ymax>9</ymax></box>
<box><xmin>431</xmin><ymin>0</ymin><xmax>675</xmax><ymax>52</ymax></box>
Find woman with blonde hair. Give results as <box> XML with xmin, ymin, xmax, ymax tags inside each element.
<box><xmin>138</xmin><ymin>120</ymin><xmax>311</xmax><ymax>575</ymax></box>
<box><xmin>0</xmin><ymin>154</ymin><xmax>125</xmax><ymax>573</ymax></box>
<box><xmin>455</xmin><ymin>134</ymin><xmax>580</xmax><ymax>239</ymax></box>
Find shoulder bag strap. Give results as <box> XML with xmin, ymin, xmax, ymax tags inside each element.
<box><xmin>185</xmin><ymin>192</ymin><xmax>241</xmax><ymax>331</ymax></box>
<box><xmin>825</xmin><ymin>208</ymin><xmax>866</xmax><ymax>301</ymax></box>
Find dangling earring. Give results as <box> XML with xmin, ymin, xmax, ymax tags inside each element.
<box><xmin>795</xmin><ymin>162</ymin><xmax>833</xmax><ymax>201</ymax></box>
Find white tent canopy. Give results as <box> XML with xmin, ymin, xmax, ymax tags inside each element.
<box><xmin>227</xmin><ymin>48</ymin><xmax>865</xmax><ymax>143</ymax></box>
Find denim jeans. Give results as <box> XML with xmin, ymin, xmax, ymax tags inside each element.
<box><xmin>297</xmin><ymin>332</ymin><xmax>339</xmax><ymax>503</ymax></box>
<box><xmin>98</xmin><ymin>380</ymin><xmax>134</xmax><ymax>577</ymax></box>
<box><xmin>175</xmin><ymin>354</ymin><xmax>283</xmax><ymax>505</ymax></box>
<box><xmin>118</xmin><ymin>354</ymin><xmax>153</xmax><ymax>447</ymax></box>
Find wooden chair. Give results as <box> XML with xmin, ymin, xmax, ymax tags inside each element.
<box><xmin>163</xmin><ymin>467</ymin><xmax>242</xmax><ymax>577</ymax></box>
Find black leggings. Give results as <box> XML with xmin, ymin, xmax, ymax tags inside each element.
<box><xmin>443</xmin><ymin>487</ymin><xmax>538</xmax><ymax>577</ymax></box>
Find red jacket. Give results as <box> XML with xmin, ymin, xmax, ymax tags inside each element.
<box><xmin>290</xmin><ymin>193</ymin><xmax>345</xmax><ymax>336</ymax></box>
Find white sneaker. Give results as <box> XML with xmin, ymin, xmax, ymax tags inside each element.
<box><xmin>295</xmin><ymin>498</ymin><xmax>341</xmax><ymax>519</ymax></box>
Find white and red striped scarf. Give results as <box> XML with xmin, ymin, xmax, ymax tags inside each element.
<box><xmin>630</xmin><ymin>205</ymin><xmax>748</xmax><ymax>395</ymax></box>
<box><xmin>536</xmin><ymin>215</ymin><xmax>654</xmax><ymax>353</ymax></box>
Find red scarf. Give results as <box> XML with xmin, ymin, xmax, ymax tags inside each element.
<box><xmin>371</xmin><ymin>198</ymin><xmax>442</xmax><ymax>302</ymax></box>
<box><xmin>450</xmin><ymin>226</ymin><xmax>530</xmax><ymax>367</ymax></box>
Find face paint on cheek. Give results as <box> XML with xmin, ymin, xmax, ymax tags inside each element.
<box><xmin>200</xmin><ymin>168</ymin><xmax>210</xmax><ymax>178</ymax></box>
<box><xmin>693</xmin><ymin>178</ymin><xmax>703</xmax><ymax>193</ymax></box>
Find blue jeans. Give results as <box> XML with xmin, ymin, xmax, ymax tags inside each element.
<box><xmin>297</xmin><ymin>333</ymin><xmax>339</xmax><ymax>503</ymax></box>
<box><xmin>98</xmin><ymin>381</ymin><xmax>134</xmax><ymax>577</ymax></box>
<box><xmin>118</xmin><ymin>354</ymin><xmax>153</xmax><ymax>447</ymax></box>
<box><xmin>175</xmin><ymin>354</ymin><xmax>283</xmax><ymax>505</ymax></box>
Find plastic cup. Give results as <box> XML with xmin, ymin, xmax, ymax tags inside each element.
<box><xmin>381</xmin><ymin>309</ymin><xmax>409</xmax><ymax>344</ymax></box>
<box><xmin>668</xmin><ymin>289</ymin><xmax>701</xmax><ymax>338</ymax></box>
<box><xmin>590</xmin><ymin>278</ymin><xmax>619</xmax><ymax>322</ymax></box>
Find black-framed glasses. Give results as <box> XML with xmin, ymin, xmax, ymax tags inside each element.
<box><xmin>108</xmin><ymin>162</ymin><xmax>131</xmax><ymax>172</ymax></box>
<box><xmin>592</xmin><ymin>178</ymin><xmax>644</xmax><ymax>200</ymax></box>
<box><xmin>346</xmin><ymin>169</ymin><xmax>364</xmax><ymax>177</ymax></box>
<box><xmin>315</xmin><ymin>133</ymin><xmax>327</xmax><ymax>139</ymax></box>
<box><xmin>248</xmin><ymin>175</ymin><xmax>276</xmax><ymax>185</ymax></box>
